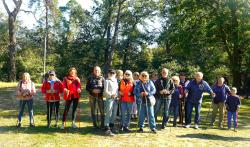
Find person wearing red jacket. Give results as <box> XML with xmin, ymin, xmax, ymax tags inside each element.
<box><xmin>119</xmin><ymin>70</ymin><xmax>135</xmax><ymax>132</ymax></box>
<box><xmin>41</xmin><ymin>70</ymin><xmax>63</xmax><ymax>128</ymax></box>
<box><xmin>61</xmin><ymin>67</ymin><xmax>81</xmax><ymax>129</ymax></box>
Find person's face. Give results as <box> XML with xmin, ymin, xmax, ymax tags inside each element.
<box><xmin>117</xmin><ymin>73</ymin><xmax>123</xmax><ymax>80</ymax></box>
<box><xmin>69</xmin><ymin>69</ymin><xmax>76</xmax><ymax>76</ymax></box>
<box><xmin>161</xmin><ymin>70</ymin><xmax>168</xmax><ymax>78</ymax></box>
<box><xmin>49</xmin><ymin>74</ymin><xmax>55</xmax><ymax>80</ymax></box>
<box><xmin>133</xmin><ymin>74</ymin><xmax>139</xmax><ymax>80</ymax></box>
<box><xmin>180</xmin><ymin>75</ymin><xmax>186</xmax><ymax>81</ymax></box>
<box><xmin>217</xmin><ymin>78</ymin><xmax>224</xmax><ymax>85</ymax></box>
<box><xmin>124</xmin><ymin>72</ymin><xmax>131</xmax><ymax>79</ymax></box>
<box><xmin>195</xmin><ymin>74</ymin><xmax>202</xmax><ymax>81</ymax></box>
<box><xmin>152</xmin><ymin>74</ymin><xmax>158</xmax><ymax>80</ymax></box>
<box><xmin>23</xmin><ymin>75</ymin><xmax>29</xmax><ymax>82</ymax></box>
<box><xmin>108</xmin><ymin>72</ymin><xmax>116</xmax><ymax>78</ymax></box>
<box><xmin>93</xmin><ymin>67</ymin><xmax>101</xmax><ymax>77</ymax></box>
<box><xmin>141</xmin><ymin>74</ymin><xmax>148</xmax><ymax>82</ymax></box>
<box><xmin>173</xmin><ymin>78</ymin><xmax>179</xmax><ymax>85</ymax></box>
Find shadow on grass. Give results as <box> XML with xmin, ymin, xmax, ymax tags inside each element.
<box><xmin>177</xmin><ymin>133</ymin><xmax>250</xmax><ymax>141</ymax></box>
<box><xmin>0</xmin><ymin>125</ymin><xmax>107</xmax><ymax>136</ymax></box>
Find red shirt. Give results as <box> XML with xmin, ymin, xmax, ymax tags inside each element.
<box><xmin>41</xmin><ymin>80</ymin><xmax>63</xmax><ymax>101</ymax></box>
<box><xmin>120</xmin><ymin>79</ymin><xmax>135</xmax><ymax>103</ymax></box>
<box><xmin>63</xmin><ymin>76</ymin><xmax>81</xmax><ymax>100</ymax></box>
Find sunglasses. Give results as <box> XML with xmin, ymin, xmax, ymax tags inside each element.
<box><xmin>142</xmin><ymin>75</ymin><xmax>147</xmax><ymax>77</ymax></box>
<box><xmin>49</xmin><ymin>74</ymin><xmax>54</xmax><ymax>76</ymax></box>
<box><xmin>125</xmin><ymin>73</ymin><xmax>131</xmax><ymax>76</ymax></box>
<box><xmin>110</xmin><ymin>72</ymin><xmax>115</xmax><ymax>74</ymax></box>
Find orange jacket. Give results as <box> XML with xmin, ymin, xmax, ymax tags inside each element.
<box><xmin>120</xmin><ymin>79</ymin><xmax>135</xmax><ymax>103</ymax></box>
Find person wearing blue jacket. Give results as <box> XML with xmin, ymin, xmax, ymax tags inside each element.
<box><xmin>210</xmin><ymin>77</ymin><xmax>231</xmax><ymax>128</ymax></box>
<box><xmin>226</xmin><ymin>87</ymin><xmax>241</xmax><ymax>132</ymax></box>
<box><xmin>185</xmin><ymin>72</ymin><xmax>215</xmax><ymax>129</ymax></box>
<box><xmin>134</xmin><ymin>71</ymin><xmax>157</xmax><ymax>133</ymax></box>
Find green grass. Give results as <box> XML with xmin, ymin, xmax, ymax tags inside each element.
<box><xmin>0</xmin><ymin>83</ymin><xmax>250</xmax><ymax>146</ymax></box>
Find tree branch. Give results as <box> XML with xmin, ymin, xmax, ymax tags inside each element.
<box><xmin>20</xmin><ymin>9</ymin><xmax>38</xmax><ymax>21</ymax></box>
<box><xmin>2</xmin><ymin>0</ymin><xmax>11</xmax><ymax>14</ymax></box>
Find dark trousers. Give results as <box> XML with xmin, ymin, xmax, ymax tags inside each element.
<box><xmin>89</xmin><ymin>97</ymin><xmax>104</xmax><ymax>127</ymax></box>
<box><xmin>47</xmin><ymin>101</ymin><xmax>60</xmax><ymax>125</ymax></box>
<box><xmin>186</xmin><ymin>101</ymin><xmax>201</xmax><ymax>125</ymax></box>
<box><xmin>62</xmin><ymin>98</ymin><xmax>79</xmax><ymax>122</ymax></box>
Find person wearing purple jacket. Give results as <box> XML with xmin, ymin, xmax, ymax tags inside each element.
<box><xmin>226</xmin><ymin>87</ymin><xmax>241</xmax><ymax>132</ymax></box>
<box><xmin>184</xmin><ymin>72</ymin><xmax>215</xmax><ymax>129</ymax></box>
<box><xmin>210</xmin><ymin>77</ymin><xmax>231</xmax><ymax>128</ymax></box>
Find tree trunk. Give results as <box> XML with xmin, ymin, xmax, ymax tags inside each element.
<box><xmin>2</xmin><ymin>0</ymin><xmax>22</xmax><ymax>82</ymax></box>
<box><xmin>106</xmin><ymin>0</ymin><xmax>126</xmax><ymax>72</ymax></box>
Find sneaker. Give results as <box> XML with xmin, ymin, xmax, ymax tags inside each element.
<box><xmin>61</xmin><ymin>124</ymin><xmax>65</xmax><ymax>129</ymax></box>
<box><xmin>105</xmin><ymin>130</ymin><xmax>115</xmax><ymax>136</ymax></box>
<box><xmin>234</xmin><ymin>128</ymin><xmax>237</xmax><ymax>132</ymax></box>
<box><xmin>72</xmin><ymin>123</ymin><xmax>77</xmax><ymax>129</ymax></box>
<box><xmin>138</xmin><ymin>128</ymin><xmax>143</xmax><ymax>133</ymax></box>
<box><xmin>184</xmin><ymin>124</ymin><xmax>191</xmax><ymax>128</ymax></box>
<box><xmin>120</xmin><ymin>126</ymin><xmax>124</xmax><ymax>132</ymax></box>
<box><xmin>173</xmin><ymin>124</ymin><xmax>177</xmax><ymax>127</ymax></box>
<box><xmin>194</xmin><ymin>124</ymin><xmax>199</xmax><ymax>129</ymax></box>
<box><xmin>123</xmin><ymin>127</ymin><xmax>131</xmax><ymax>133</ymax></box>
<box><xmin>151</xmin><ymin>128</ymin><xmax>157</xmax><ymax>134</ymax></box>
<box><xmin>17</xmin><ymin>123</ymin><xmax>21</xmax><ymax>128</ymax></box>
<box><xmin>161</xmin><ymin>125</ymin><xmax>165</xmax><ymax>129</ymax></box>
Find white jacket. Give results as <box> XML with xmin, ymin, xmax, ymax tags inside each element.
<box><xmin>104</xmin><ymin>77</ymin><xmax>119</xmax><ymax>98</ymax></box>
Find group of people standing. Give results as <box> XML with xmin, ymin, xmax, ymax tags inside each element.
<box><xmin>16</xmin><ymin>66</ymin><xmax>241</xmax><ymax>136</ymax></box>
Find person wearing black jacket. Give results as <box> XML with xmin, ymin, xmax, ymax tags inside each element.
<box><xmin>86</xmin><ymin>66</ymin><xmax>105</xmax><ymax>129</ymax></box>
<box><xmin>154</xmin><ymin>68</ymin><xmax>175</xmax><ymax>129</ymax></box>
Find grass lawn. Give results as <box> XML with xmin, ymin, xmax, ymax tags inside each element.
<box><xmin>0</xmin><ymin>82</ymin><xmax>250</xmax><ymax>147</ymax></box>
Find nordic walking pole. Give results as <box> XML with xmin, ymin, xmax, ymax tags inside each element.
<box><xmin>223</xmin><ymin>105</ymin><xmax>227</xmax><ymax>128</ymax></box>
<box><xmin>205</xmin><ymin>96</ymin><xmax>213</xmax><ymax>124</ymax></box>
<box><xmin>77</xmin><ymin>98</ymin><xmax>81</xmax><ymax>128</ymax></box>
<box><xmin>142</xmin><ymin>84</ymin><xmax>151</xmax><ymax>131</ymax></box>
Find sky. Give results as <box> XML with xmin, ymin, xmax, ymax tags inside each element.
<box><xmin>0</xmin><ymin>0</ymin><xmax>94</xmax><ymax>28</ymax></box>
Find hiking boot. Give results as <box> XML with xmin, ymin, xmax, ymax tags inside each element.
<box><xmin>173</xmin><ymin>124</ymin><xmax>177</xmax><ymax>127</ymax></box>
<box><xmin>123</xmin><ymin>127</ymin><xmax>131</xmax><ymax>133</ymax></box>
<box><xmin>184</xmin><ymin>124</ymin><xmax>191</xmax><ymax>128</ymax></box>
<box><xmin>161</xmin><ymin>124</ymin><xmax>165</xmax><ymax>129</ymax></box>
<box><xmin>138</xmin><ymin>128</ymin><xmax>143</xmax><ymax>133</ymax></box>
<box><xmin>151</xmin><ymin>128</ymin><xmax>157</xmax><ymax>134</ymax></box>
<box><xmin>194</xmin><ymin>124</ymin><xmax>199</xmax><ymax>129</ymax></box>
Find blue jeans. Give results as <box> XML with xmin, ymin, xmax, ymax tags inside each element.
<box><xmin>170</xmin><ymin>104</ymin><xmax>179</xmax><ymax>126</ymax></box>
<box><xmin>104</xmin><ymin>98</ymin><xmax>118</xmax><ymax>127</ymax></box>
<box><xmin>186</xmin><ymin>101</ymin><xmax>201</xmax><ymax>125</ymax></box>
<box><xmin>18</xmin><ymin>99</ymin><xmax>34</xmax><ymax>123</ymax></box>
<box><xmin>154</xmin><ymin>98</ymin><xmax>171</xmax><ymax>125</ymax></box>
<box><xmin>139</xmin><ymin>103</ymin><xmax>156</xmax><ymax>129</ymax></box>
<box><xmin>227</xmin><ymin>111</ymin><xmax>238</xmax><ymax>129</ymax></box>
<box><xmin>121</xmin><ymin>102</ymin><xmax>133</xmax><ymax>128</ymax></box>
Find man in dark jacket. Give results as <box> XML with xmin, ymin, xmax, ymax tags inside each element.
<box><xmin>154</xmin><ymin>68</ymin><xmax>175</xmax><ymax>129</ymax></box>
<box><xmin>86</xmin><ymin>66</ymin><xmax>105</xmax><ymax>129</ymax></box>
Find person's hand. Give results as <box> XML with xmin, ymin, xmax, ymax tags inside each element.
<box><xmin>66</xmin><ymin>89</ymin><xmax>70</xmax><ymax>97</ymax></box>
<box><xmin>119</xmin><ymin>91</ymin><xmax>124</xmax><ymax>96</ymax></box>
<box><xmin>77</xmin><ymin>88</ymin><xmax>81</xmax><ymax>93</ymax></box>
<box><xmin>179</xmin><ymin>94</ymin><xmax>182</xmax><ymax>99</ymax></box>
<box><xmin>111</xmin><ymin>94</ymin><xmax>116</xmax><ymax>98</ymax></box>
<box><xmin>92</xmin><ymin>89</ymin><xmax>101</xmax><ymax>94</ymax></box>
<box><xmin>140</xmin><ymin>92</ymin><xmax>145</xmax><ymax>97</ymax></box>
<box><xmin>212</xmin><ymin>92</ymin><xmax>216</xmax><ymax>98</ymax></box>
<box><xmin>128</xmin><ymin>92</ymin><xmax>132</xmax><ymax>96</ymax></box>
<box><xmin>237</xmin><ymin>106</ymin><xmax>240</xmax><ymax>112</ymax></box>
<box><xmin>185</xmin><ymin>93</ymin><xmax>188</xmax><ymax>98</ymax></box>
<box><xmin>160</xmin><ymin>90</ymin><xmax>165</xmax><ymax>95</ymax></box>
<box><xmin>144</xmin><ymin>92</ymin><xmax>148</xmax><ymax>96</ymax></box>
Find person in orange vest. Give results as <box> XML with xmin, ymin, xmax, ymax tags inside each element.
<box><xmin>41</xmin><ymin>70</ymin><xmax>63</xmax><ymax>128</ymax></box>
<box><xmin>119</xmin><ymin>70</ymin><xmax>135</xmax><ymax>132</ymax></box>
